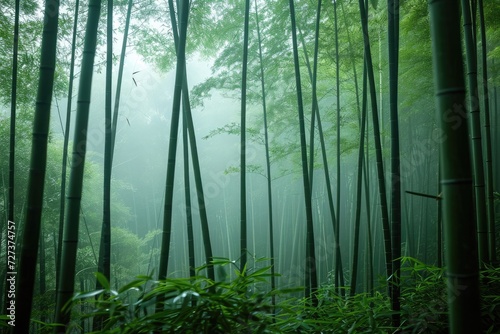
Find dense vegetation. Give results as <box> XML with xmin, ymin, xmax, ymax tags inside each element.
<box><xmin>0</xmin><ymin>0</ymin><xmax>499</xmax><ymax>332</ymax></box>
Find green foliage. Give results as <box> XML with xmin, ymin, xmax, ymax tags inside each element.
<box><xmin>38</xmin><ymin>257</ymin><xmax>500</xmax><ymax>333</ymax></box>
<box><xmin>397</xmin><ymin>257</ymin><xmax>448</xmax><ymax>332</ymax></box>
<box><xmin>64</xmin><ymin>260</ymin><xmax>288</xmax><ymax>333</ymax></box>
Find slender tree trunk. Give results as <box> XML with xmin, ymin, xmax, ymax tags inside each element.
<box><xmin>494</xmin><ymin>77</ymin><xmax>500</xmax><ymax>201</ymax></box>
<box><xmin>340</xmin><ymin>0</ymin><xmax>361</xmax><ymax>122</ymax></box>
<box><xmin>289</xmin><ymin>0</ymin><xmax>318</xmax><ymax>306</ymax></box>
<box><xmin>298</xmin><ymin>2</ymin><xmax>344</xmax><ymax>295</ymax></box>
<box><xmin>14</xmin><ymin>1</ymin><xmax>60</xmax><ymax>332</ymax></box>
<box><xmin>157</xmin><ymin>0</ymin><xmax>189</xmax><ymax>285</ymax></box>
<box><xmin>478</xmin><ymin>0</ymin><xmax>496</xmax><ymax>263</ymax></box>
<box><xmin>240</xmin><ymin>0</ymin><xmax>250</xmax><ymax>272</ymax></box>
<box><xmin>298</xmin><ymin>0</ymin><xmax>323</xmax><ymax>297</ymax></box>
<box><xmin>55</xmin><ymin>0</ymin><xmax>102</xmax><ymax>329</ymax></box>
<box><xmin>294</xmin><ymin>25</ymin><xmax>319</xmax><ymax>191</ymax></box>
<box><xmin>315</xmin><ymin>67</ymin><xmax>345</xmax><ymax>294</ymax></box>
<box><xmin>333</xmin><ymin>0</ymin><xmax>344</xmax><ymax>295</ymax></box>
<box><xmin>183</xmin><ymin>110</ymin><xmax>196</xmax><ymax>278</ymax></box>
<box><xmin>298</xmin><ymin>1</ymin><xmax>344</xmax><ymax>294</ymax></box>
<box><xmin>254</xmin><ymin>0</ymin><xmax>276</xmax><ymax>307</ymax></box>
<box><xmin>361</xmin><ymin>61</ymin><xmax>374</xmax><ymax>295</ymax></box>
<box><xmin>350</xmin><ymin>62</ymin><xmax>367</xmax><ymax>296</ymax></box>
<box><xmin>295</xmin><ymin>24</ymin><xmax>315</xmax><ymax>188</ymax></box>
<box><xmin>93</xmin><ymin>1</ymin><xmax>113</xmax><ymax>330</ymax></box>
<box><xmin>111</xmin><ymin>0</ymin><xmax>133</xmax><ymax>162</ymax></box>
<box><xmin>461</xmin><ymin>0</ymin><xmax>489</xmax><ymax>266</ymax></box>
<box><xmin>364</xmin><ymin>169</ymin><xmax>375</xmax><ymax>295</ymax></box>
<box><xmin>4</xmin><ymin>0</ymin><xmax>19</xmax><ymax>315</ymax></box>
<box><xmin>428</xmin><ymin>1</ymin><xmax>481</xmax><ymax>332</ymax></box>
<box><xmin>56</xmin><ymin>0</ymin><xmax>80</xmax><ymax>293</ymax></box>
<box><xmin>167</xmin><ymin>0</ymin><xmax>215</xmax><ymax>283</ymax></box>
<box><xmin>97</xmin><ymin>0</ymin><xmax>113</xmax><ymax>287</ymax></box>
<box><xmin>171</xmin><ymin>2</ymin><xmax>195</xmax><ymax>277</ymax></box>
<box><xmin>8</xmin><ymin>0</ymin><xmax>19</xmax><ymax>238</ymax></box>
<box><xmin>38</xmin><ymin>230</ymin><xmax>46</xmax><ymax>323</ymax></box>
<box><xmin>388</xmin><ymin>0</ymin><xmax>401</xmax><ymax>326</ymax></box>
<box><xmin>437</xmin><ymin>161</ymin><xmax>442</xmax><ymax>267</ymax></box>
<box><xmin>183</xmin><ymin>93</ymin><xmax>215</xmax><ymax>283</ymax></box>
<box><xmin>357</xmin><ymin>0</ymin><xmax>392</xmax><ymax>293</ymax></box>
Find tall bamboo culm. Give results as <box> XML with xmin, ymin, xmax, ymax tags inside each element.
<box><xmin>56</xmin><ymin>0</ymin><xmax>80</xmax><ymax>291</ymax></box>
<box><xmin>388</xmin><ymin>0</ymin><xmax>401</xmax><ymax>326</ymax></box>
<box><xmin>461</xmin><ymin>0</ymin><xmax>489</xmax><ymax>266</ymax></box>
<box><xmin>167</xmin><ymin>0</ymin><xmax>215</xmax><ymax>282</ymax></box>
<box><xmin>357</xmin><ymin>0</ymin><xmax>392</xmax><ymax>295</ymax></box>
<box><xmin>240</xmin><ymin>0</ymin><xmax>250</xmax><ymax>272</ymax></box>
<box><xmin>289</xmin><ymin>0</ymin><xmax>318</xmax><ymax>305</ymax></box>
<box><xmin>55</xmin><ymin>0</ymin><xmax>102</xmax><ymax>330</ymax></box>
<box><xmin>4</xmin><ymin>0</ymin><xmax>20</xmax><ymax>315</ymax></box>
<box><xmin>14</xmin><ymin>1</ymin><xmax>60</xmax><ymax>332</ymax></box>
<box><xmin>428</xmin><ymin>0</ymin><xmax>481</xmax><ymax>332</ymax></box>
<box><xmin>254</xmin><ymin>0</ymin><xmax>276</xmax><ymax>307</ymax></box>
<box><xmin>157</xmin><ymin>0</ymin><xmax>189</xmax><ymax>288</ymax></box>
<box><xmin>478</xmin><ymin>0</ymin><xmax>496</xmax><ymax>263</ymax></box>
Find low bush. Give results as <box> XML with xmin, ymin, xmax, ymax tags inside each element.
<box><xmin>50</xmin><ymin>257</ymin><xmax>500</xmax><ymax>333</ymax></box>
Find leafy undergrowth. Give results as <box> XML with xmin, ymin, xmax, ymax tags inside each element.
<box><xmin>44</xmin><ymin>257</ymin><xmax>500</xmax><ymax>333</ymax></box>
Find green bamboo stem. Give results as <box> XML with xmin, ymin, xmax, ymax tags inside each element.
<box><xmin>56</xmin><ymin>0</ymin><xmax>80</xmax><ymax>293</ymax></box>
<box><xmin>428</xmin><ymin>0</ymin><xmax>481</xmax><ymax>332</ymax></box>
<box><xmin>4</xmin><ymin>0</ymin><xmax>19</xmax><ymax>316</ymax></box>
<box><xmin>461</xmin><ymin>0</ymin><xmax>489</xmax><ymax>266</ymax></box>
<box><xmin>350</xmin><ymin>60</ymin><xmax>367</xmax><ymax>296</ymax></box>
<box><xmin>296</xmin><ymin>24</ymin><xmax>316</xmax><ymax>188</ymax></box>
<box><xmin>14</xmin><ymin>1</ymin><xmax>60</xmax><ymax>332</ymax></box>
<box><xmin>388</xmin><ymin>0</ymin><xmax>401</xmax><ymax>326</ymax></box>
<box><xmin>55</xmin><ymin>0</ymin><xmax>102</xmax><ymax>329</ymax></box>
<box><xmin>183</xmin><ymin>109</ymin><xmax>195</xmax><ymax>278</ymax></box>
<box><xmin>97</xmin><ymin>0</ymin><xmax>113</xmax><ymax>287</ymax></box>
<box><xmin>157</xmin><ymin>0</ymin><xmax>189</xmax><ymax>284</ymax></box>
<box><xmin>93</xmin><ymin>2</ymin><xmax>113</xmax><ymax>329</ymax></box>
<box><xmin>254</xmin><ymin>0</ymin><xmax>276</xmax><ymax>307</ymax></box>
<box><xmin>478</xmin><ymin>0</ymin><xmax>496</xmax><ymax>263</ymax></box>
<box><xmin>357</xmin><ymin>0</ymin><xmax>393</xmax><ymax>293</ymax></box>
<box><xmin>8</xmin><ymin>0</ymin><xmax>19</xmax><ymax>233</ymax></box>
<box><xmin>183</xmin><ymin>85</ymin><xmax>215</xmax><ymax>283</ymax></box>
<box><xmin>240</xmin><ymin>0</ymin><xmax>250</xmax><ymax>272</ymax></box>
<box><xmin>167</xmin><ymin>0</ymin><xmax>215</xmax><ymax>282</ymax></box>
<box><xmin>289</xmin><ymin>0</ymin><xmax>318</xmax><ymax>306</ymax></box>
<box><xmin>110</xmin><ymin>0</ymin><xmax>134</xmax><ymax>163</ymax></box>
<box><xmin>361</xmin><ymin>60</ymin><xmax>374</xmax><ymax>295</ymax></box>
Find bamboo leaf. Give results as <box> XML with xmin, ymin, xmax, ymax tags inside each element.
<box><xmin>95</xmin><ymin>272</ymin><xmax>111</xmax><ymax>290</ymax></box>
<box><xmin>73</xmin><ymin>289</ymin><xmax>105</xmax><ymax>300</ymax></box>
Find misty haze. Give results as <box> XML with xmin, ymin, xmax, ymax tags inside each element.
<box><xmin>0</xmin><ymin>0</ymin><xmax>499</xmax><ymax>333</ymax></box>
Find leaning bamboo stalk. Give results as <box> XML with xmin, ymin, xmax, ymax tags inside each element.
<box><xmin>357</xmin><ymin>0</ymin><xmax>392</xmax><ymax>294</ymax></box>
<box><xmin>289</xmin><ymin>0</ymin><xmax>318</xmax><ymax>305</ymax></box>
<box><xmin>157</xmin><ymin>0</ymin><xmax>190</xmax><ymax>286</ymax></box>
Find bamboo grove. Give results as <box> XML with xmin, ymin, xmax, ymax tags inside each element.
<box><xmin>0</xmin><ymin>0</ymin><xmax>499</xmax><ymax>332</ymax></box>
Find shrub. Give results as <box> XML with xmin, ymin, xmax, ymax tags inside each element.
<box><xmin>49</xmin><ymin>257</ymin><xmax>500</xmax><ymax>333</ymax></box>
